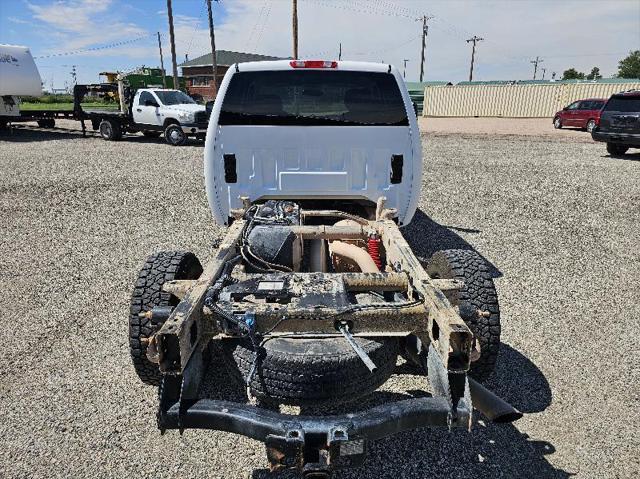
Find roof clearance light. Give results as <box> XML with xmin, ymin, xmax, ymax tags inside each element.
<box><xmin>289</xmin><ymin>60</ymin><xmax>338</xmax><ymax>69</ymax></box>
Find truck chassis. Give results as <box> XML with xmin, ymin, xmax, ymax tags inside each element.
<box><xmin>141</xmin><ymin>198</ymin><xmax>521</xmax><ymax>477</ymax></box>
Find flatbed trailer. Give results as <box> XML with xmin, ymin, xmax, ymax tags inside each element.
<box><xmin>2</xmin><ymin>82</ymin><xmax>209</xmax><ymax>145</ymax></box>
<box><xmin>1</xmin><ymin>83</ymin><xmax>125</xmax><ymax>134</ymax></box>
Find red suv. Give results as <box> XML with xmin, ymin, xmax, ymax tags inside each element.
<box><xmin>553</xmin><ymin>98</ymin><xmax>606</xmax><ymax>132</ymax></box>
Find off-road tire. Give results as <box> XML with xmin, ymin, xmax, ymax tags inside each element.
<box><xmin>99</xmin><ymin>119</ymin><xmax>122</xmax><ymax>141</ymax></box>
<box><xmin>222</xmin><ymin>336</ymin><xmax>398</xmax><ymax>406</ymax></box>
<box><xmin>142</xmin><ymin>131</ymin><xmax>161</xmax><ymax>138</ymax></box>
<box><xmin>606</xmin><ymin>143</ymin><xmax>628</xmax><ymax>156</ymax></box>
<box><xmin>426</xmin><ymin>249</ymin><xmax>501</xmax><ymax>381</ymax></box>
<box><xmin>164</xmin><ymin>123</ymin><xmax>187</xmax><ymax>146</ymax></box>
<box><xmin>129</xmin><ymin>251</ymin><xmax>203</xmax><ymax>386</ymax></box>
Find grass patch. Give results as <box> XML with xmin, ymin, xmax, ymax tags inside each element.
<box><xmin>20</xmin><ymin>102</ymin><xmax>120</xmax><ymax>111</ymax></box>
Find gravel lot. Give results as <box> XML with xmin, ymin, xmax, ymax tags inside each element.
<box><xmin>419</xmin><ymin>117</ymin><xmax>594</xmax><ymax>141</ymax></box>
<box><xmin>0</xmin><ymin>121</ymin><xmax>638</xmax><ymax>478</ymax></box>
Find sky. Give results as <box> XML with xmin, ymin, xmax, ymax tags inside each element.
<box><xmin>0</xmin><ymin>0</ymin><xmax>638</xmax><ymax>91</ymax></box>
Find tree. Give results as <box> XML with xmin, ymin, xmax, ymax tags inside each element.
<box><xmin>562</xmin><ymin>68</ymin><xmax>585</xmax><ymax>80</ymax></box>
<box><xmin>617</xmin><ymin>50</ymin><xmax>640</xmax><ymax>78</ymax></box>
<box><xmin>586</xmin><ymin>67</ymin><xmax>602</xmax><ymax>80</ymax></box>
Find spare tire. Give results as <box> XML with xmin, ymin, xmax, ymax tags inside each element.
<box><xmin>222</xmin><ymin>336</ymin><xmax>398</xmax><ymax>406</ymax></box>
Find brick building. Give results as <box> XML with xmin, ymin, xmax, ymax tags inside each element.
<box><xmin>179</xmin><ymin>50</ymin><xmax>284</xmax><ymax>100</ymax></box>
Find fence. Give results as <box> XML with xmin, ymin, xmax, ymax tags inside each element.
<box><xmin>422</xmin><ymin>81</ymin><xmax>640</xmax><ymax>118</ymax></box>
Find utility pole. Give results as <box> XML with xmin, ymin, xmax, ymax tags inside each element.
<box><xmin>466</xmin><ymin>36</ymin><xmax>484</xmax><ymax>82</ymax></box>
<box><xmin>166</xmin><ymin>0</ymin><xmax>179</xmax><ymax>89</ymax></box>
<box><xmin>403</xmin><ymin>59</ymin><xmax>409</xmax><ymax>79</ymax></box>
<box><xmin>541</xmin><ymin>67</ymin><xmax>547</xmax><ymax>80</ymax></box>
<box><xmin>531</xmin><ymin>56</ymin><xmax>543</xmax><ymax>80</ymax></box>
<box><xmin>292</xmin><ymin>0</ymin><xmax>299</xmax><ymax>60</ymax></box>
<box><xmin>206</xmin><ymin>0</ymin><xmax>218</xmax><ymax>95</ymax></box>
<box><xmin>339</xmin><ymin>42</ymin><xmax>342</xmax><ymax>61</ymax></box>
<box><xmin>157</xmin><ymin>32</ymin><xmax>167</xmax><ymax>88</ymax></box>
<box><xmin>418</xmin><ymin>15</ymin><xmax>431</xmax><ymax>82</ymax></box>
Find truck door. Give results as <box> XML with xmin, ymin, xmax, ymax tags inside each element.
<box><xmin>563</xmin><ymin>101</ymin><xmax>581</xmax><ymax>126</ymax></box>
<box><xmin>134</xmin><ymin>91</ymin><xmax>162</xmax><ymax>126</ymax></box>
<box><xmin>574</xmin><ymin>101</ymin><xmax>592</xmax><ymax>128</ymax></box>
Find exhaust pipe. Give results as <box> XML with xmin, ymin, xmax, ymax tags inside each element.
<box><xmin>402</xmin><ymin>337</ymin><xmax>522</xmax><ymax>424</ymax></box>
<box><xmin>468</xmin><ymin>377</ymin><xmax>523</xmax><ymax>423</ymax></box>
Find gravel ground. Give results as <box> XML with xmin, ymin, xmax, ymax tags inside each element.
<box><xmin>0</xmin><ymin>121</ymin><xmax>638</xmax><ymax>478</ymax></box>
<box><xmin>419</xmin><ymin>117</ymin><xmax>593</xmax><ymax>141</ymax></box>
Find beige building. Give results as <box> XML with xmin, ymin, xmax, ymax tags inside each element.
<box><xmin>422</xmin><ymin>81</ymin><xmax>640</xmax><ymax>118</ymax></box>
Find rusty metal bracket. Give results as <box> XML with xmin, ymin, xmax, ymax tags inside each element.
<box><xmin>155</xmin><ymin>220</ymin><xmax>245</xmax><ymax>374</ymax></box>
<box><xmin>376</xmin><ymin>219</ymin><xmax>473</xmax><ymax>373</ymax></box>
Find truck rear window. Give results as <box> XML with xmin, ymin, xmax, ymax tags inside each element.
<box><xmin>219</xmin><ymin>70</ymin><xmax>409</xmax><ymax>126</ymax></box>
<box><xmin>604</xmin><ymin>96</ymin><xmax>640</xmax><ymax>112</ymax></box>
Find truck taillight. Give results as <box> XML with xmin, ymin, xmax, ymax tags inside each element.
<box><xmin>289</xmin><ymin>60</ymin><xmax>338</xmax><ymax>69</ymax></box>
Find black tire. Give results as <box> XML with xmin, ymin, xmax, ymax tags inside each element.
<box><xmin>129</xmin><ymin>251</ymin><xmax>203</xmax><ymax>386</ymax></box>
<box><xmin>37</xmin><ymin>119</ymin><xmax>55</xmax><ymax>128</ymax></box>
<box><xmin>553</xmin><ymin>117</ymin><xmax>562</xmax><ymax>129</ymax></box>
<box><xmin>99</xmin><ymin>119</ymin><xmax>122</xmax><ymax>141</ymax></box>
<box><xmin>606</xmin><ymin>143</ymin><xmax>628</xmax><ymax>156</ymax></box>
<box><xmin>426</xmin><ymin>249</ymin><xmax>500</xmax><ymax>382</ymax></box>
<box><xmin>142</xmin><ymin>131</ymin><xmax>161</xmax><ymax>138</ymax></box>
<box><xmin>586</xmin><ymin>119</ymin><xmax>597</xmax><ymax>133</ymax></box>
<box><xmin>164</xmin><ymin>123</ymin><xmax>187</xmax><ymax>146</ymax></box>
<box><xmin>222</xmin><ymin>336</ymin><xmax>398</xmax><ymax>406</ymax></box>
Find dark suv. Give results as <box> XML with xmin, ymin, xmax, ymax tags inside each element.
<box><xmin>591</xmin><ymin>90</ymin><xmax>640</xmax><ymax>156</ymax></box>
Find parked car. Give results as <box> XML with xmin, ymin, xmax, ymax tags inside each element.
<box><xmin>591</xmin><ymin>90</ymin><xmax>640</xmax><ymax>156</ymax></box>
<box><xmin>553</xmin><ymin>98</ymin><xmax>606</xmax><ymax>132</ymax></box>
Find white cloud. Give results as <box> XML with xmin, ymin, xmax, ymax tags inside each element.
<box><xmin>27</xmin><ymin>0</ymin><xmax>148</xmax><ymax>53</ymax></box>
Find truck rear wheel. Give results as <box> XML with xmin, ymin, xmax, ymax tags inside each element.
<box><xmin>99</xmin><ymin>119</ymin><xmax>122</xmax><ymax>141</ymax></box>
<box><xmin>222</xmin><ymin>336</ymin><xmax>398</xmax><ymax>407</ymax></box>
<box><xmin>129</xmin><ymin>251</ymin><xmax>203</xmax><ymax>386</ymax></box>
<box><xmin>164</xmin><ymin>123</ymin><xmax>187</xmax><ymax>146</ymax></box>
<box><xmin>425</xmin><ymin>249</ymin><xmax>501</xmax><ymax>381</ymax></box>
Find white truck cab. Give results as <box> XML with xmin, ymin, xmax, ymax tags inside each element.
<box><xmin>204</xmin><ymin>60</ymin><xmax>422</xmax><ymax>226</ymax></box>
<box><xmin>132</xmin><ymin>88</ymin><xmax>208</xmax><ymax>145</ymax></box>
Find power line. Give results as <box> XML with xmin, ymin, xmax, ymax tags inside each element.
<box><xmin>305</xmin><ymin>0</ymin><xmax>417</xmax><ymax>20</ymax></box>
<box><xmin>184</xmin><ymin>0</ymin><xmax>208</xmax><ymax>59</ymax></box>
<box><xmin>32</xmin><ymin>34</ymin><xmax>156</xmax><ymax>59</ymax></box>
<box><xmin>245</xmin><ymin>0</ymin><xmax>269</xmax><ymax>52</ymax></box>
<box><xmin>302</xmin><ymin>34</ymin><xmax>420</xmax><ymax>59</ymax></box>
<box><xmin>252</xmin><ymin>0</ymin><xmax>273</xmax><ymax>52</ymax></box>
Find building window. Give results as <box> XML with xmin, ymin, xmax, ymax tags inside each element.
<box><xmin>191</xmin><ymin>76</ymin><xmax>210</xmax><ymax>87</ymax></box>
